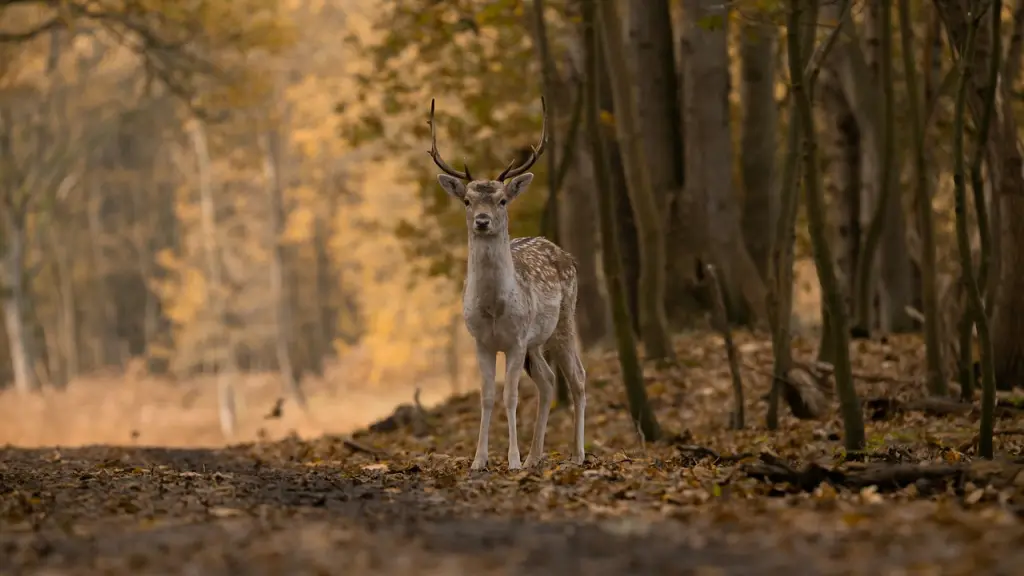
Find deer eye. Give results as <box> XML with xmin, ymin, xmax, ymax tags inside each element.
<box><xmin>498</xmin><ymin>199</ymin><xmax>507</xmax><ymax>207</ymax></box>
<box><xmin>463</xmin><ymin>199</ymin><xmax>470</xmax><ymax>207</ymax></box>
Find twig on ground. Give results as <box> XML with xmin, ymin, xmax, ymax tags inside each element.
<box><xmin>705</xmin><ymin>263</ymin><xmax>745</xmax><ymax>429</ymax></box>
<box><xmin>341</xmin><ymin>435</ymin><xmax>388</xmax><ymax>457</ymax></box>
<box><xmin>674</xmin><ymin>444</ymin><xmax>754</xmax><ymax>464</ymax></box>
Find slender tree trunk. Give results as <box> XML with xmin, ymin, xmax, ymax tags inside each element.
<box><xmin>1</xmin><ymin>215</ymin><xmax>38</xmax><ymax>394</ymax></box>
<box><xmin>592</xmin><ymin>37</ymin><xmax>642</xmax><ymax>337</ymax></box>
<box><xmin>583</xmin><ymin>0</ymin><xmax>661</xmax><ymax>440</ymax></box>
<box><xmin>262</xmin><ymin>123</ymin><xmax>307</xmax><ymax>410</ymax></box>
<box><xmin>934</xmin><ymin>0</ymin><xmax>1024</xmax><ymax>391</ymax></box>
<box><xmin>851</xmin><ymin>0</ymin><xmax>914</xmax><ymax>334</ymax></box>
<box><xmin>85</xmin><ymin>182</ymin><xmax>118</xmax><ymax>368</ymax></box>
<box><xmin>877</xmin><ymin>1</ymin><xmax>915</xmax><ymax>333</ymax></box>
<box><xmin>950</xmin><ymin>4</ymin><xmax>996</xmax><ymax>457</ymax></box>
<box><xmin>899</xmin><ymin>0</ymin><xmax>946</xmax><ymax>396</ymax></box>
<box><xmin>188</xmin><ymin>119</ymin><xmax>236</xmax><ymax>439</ymax></box>
<box><xmin>739</xmin><ymin>19</ymin><xmax>778</xmax><ymax>280</ymax></box>
<box><xmin>50</xmin><ymin>217</ymin><xmax>79</xmax><ymax>384</ymax></box>
<box><xmin>788</xmin><ymin>0</ymin><xmax>865</xmax><ymax>450</ymax></box>
<box><xmin>767</xmin><ymin>0</ymin><xmax>820</xmax><ymax>426</ymax></box>
<box><xmin>596</xmin><ymin>0</ymin><xmax>675</xmax><ymax>361</ymax></box>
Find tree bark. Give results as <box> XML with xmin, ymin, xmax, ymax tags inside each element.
<box><xmin>934</xmin><ymin>0</ymin><xmax>1024</xmax><ymax>390</ymax></box>
<box><xmin>950</xmin><ymin>2</ymin><xmax>996</xmax><ymax>457</ymax></box>
<box><xmin>875</xmin><ymin>0</ymin><xmax>915</xmax><ymax>333</ymax></box>
<box><xmin>850</xmin><ymin>0</ymin><xmax>914</xmax><ymax>334</ymax></box>
<box><xmin>1</xmin><ymin>214</ymin><xmax>38</xmax><ymax>393</ymax></box>
<box><xmin>597</xmin><ymin>0</ymin><xmax>675</xmax><ymax>361</ymax></box>
<box><xmin>188</xmin><ymin>118</ymin><xmax>236</xmax><ymax>439</ymax></box>
<box><xmin>818</xmin><ymin>5</ymin><xmax>861</xmax><ymax>326</ymax></box>
<box><xmin>682</xmin><ymin>0</ymin><xmax>767</xmax><ymax>325</ymax></box>
<box><xmin>739</xmin><ymin>19</ymin><xmax>778</xmax><ymax>281</ymax></box>
<box><xmin>899</xmin><ymin>0</ymin><xmax>946</xmax><ymax>396</ymax></box>
<box><xmin>558</xmin><ymin>116</ymin><xmax>610</xmax><ymax>349</ymax></box>
<box><xmin>583</xmin><ymin>0</ymin><xmax>661</xmax><ymax>440</ymax></box>
<box><xmin>262</xmin><ymin>122</ymin><xmax>307</xmax><ymax>410</ymax></box>
<box><xmin>594</xmin><ymin>37</ymin><xmax>642</xmax><ymax>337</ymax></box>
<box><xmin>788</xmin><ymin>0</ymin><xmax>865</xmax><ymax>450</ymax></box>
<box><xmin>629</xmin><ymin>0</ymin><xmax>699</xmax><ymax>326</ymax></box>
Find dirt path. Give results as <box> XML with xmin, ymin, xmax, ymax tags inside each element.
<box><xmin>2</xmin><ymin>442</ymin><xmax>1021</xmax><ymax>575</ymax></box>
<box><xmin>1</xmin><ymin>445</ymin><xmax>794</xmax><ymax>576</ymax></box>
<box><xmin>6</xmin><ymin>333</ymin><xmax>1024</xmax><ymax>575</ymax></box>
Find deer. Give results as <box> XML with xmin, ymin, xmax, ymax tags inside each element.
<box><xmin>428</xmin><ymin>98</ymin><xmax>586</xmax><ymax>471</ymax></box>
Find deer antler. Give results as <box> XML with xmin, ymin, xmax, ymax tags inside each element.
<box><xmin>428</xmin><ymin>99</ymin><xmax>473</xmax><ymax>181</ymax></box>
<box><xmin>497</xmin><ymin>97</ymin><xmax>548</xmax><ymax>182</ymax></box>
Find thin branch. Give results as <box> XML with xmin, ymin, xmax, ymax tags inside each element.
<box><xmin>804</xmin><ymin>0</ymin><xmax>853</xmax><ymax>91</ymax></box>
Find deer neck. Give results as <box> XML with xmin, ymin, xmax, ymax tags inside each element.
<box><xmin>465</xmin><ymin>231</ymin><xmax>518</xmax><ymax>308</ymax></box>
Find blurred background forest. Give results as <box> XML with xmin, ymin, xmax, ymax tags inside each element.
<box><xmin>0</xmin><ymin>0</ymin><xmax>1021</xmax><ymax>449</ymax></box>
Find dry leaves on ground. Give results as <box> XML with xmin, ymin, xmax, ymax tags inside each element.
<box><xmin>3</xmin><ymin>331</ymin><xmax>1024</xmax><ymax>575</ymax></box>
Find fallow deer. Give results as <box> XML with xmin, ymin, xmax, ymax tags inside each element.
<box><xmin>428</xmin><ymin>98</ymin><xmax>586</xmax><ymax>471</ymax></box>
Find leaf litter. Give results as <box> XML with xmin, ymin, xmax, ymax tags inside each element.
<box><xmin>3</xmin><ymin>331</ymin><xmax>1024</xmax><ymax>574</ymax></box>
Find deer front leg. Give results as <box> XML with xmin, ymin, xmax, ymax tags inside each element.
<box><xmin>503</xmin><ymin>345</ymin><xmax>528</xmax><ymax>470</ymax></box>
<box><xmin>471</xmin><ymin>343</ymin><xmax>497</xmax><ymax>471</ymax></box>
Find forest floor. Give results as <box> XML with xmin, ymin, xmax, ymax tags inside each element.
<box><xmin>4</xmin><ymin>330</ymin><xmax>1024</xmax><ymax>575</ymax></box>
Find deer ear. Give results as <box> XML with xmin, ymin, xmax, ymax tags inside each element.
<box><xmin>437</xmin><ymin>174</ymin><xmax>466</xmax><ymax>200</ymax></box>
<box><xmin>504</xmin><ymin>173</ymin><xmax>534</xmax><ymax>202</ymax></box>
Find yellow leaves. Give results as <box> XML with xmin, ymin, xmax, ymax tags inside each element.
<box><xmin>155</xmin><ymin>261</ymin><xmax>208</xmax><ymax>327</ymax></box>
<box><xmin>282</xmin><ymin>204</ymin><xmax>315</xmax><ymax>244</ymax></box>
<box><xmin>599</xmin><ymin>110</ymin><xmax>615</xmax><ymax>128</ymax></box>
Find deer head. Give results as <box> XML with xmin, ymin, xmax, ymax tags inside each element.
<box><xmin>429</xmin><ymin>98</ymin><xmax>547</xmax><ymax>237</ymax></box>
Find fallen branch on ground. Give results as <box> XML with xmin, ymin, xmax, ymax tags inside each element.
<box><xmin>673</xmin><ymin>443</ymin><xmax>754</xmax><ymax>464</ymax></box>
<box><xmin>340</xmin><ymin>435</ymin><xmax>388</xmax><ymax>457</ymax></box>
<box><xmin>741</xmin><ymin>453</ymin><xmax>971</xmax><ymax>493</ymax></box>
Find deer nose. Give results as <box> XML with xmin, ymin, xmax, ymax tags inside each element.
<box><xmin>474</xmin><ymin>215</ymin><xmax>492</xmax><ymax>230</ymax></box>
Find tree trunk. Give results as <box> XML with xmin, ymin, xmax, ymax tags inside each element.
<box><xmin>629</xmin><ymin>0</ymin><xmax>699</xmax><ymax>326</ymax></box>
<box><xmin>899</xmin><ymin>0</ymin><xmax>946</xmax><ymax>396</ymax></box>
<box><xmin>849</xmin><ymin>0</ymin><xmax>913</xmax><ymax>334</ymax></box>
<box><xmin>875</xmin><ymin>0</ymin><xmax>915</xmax><ymax>333</ymax></box>
<box><xmin>739</xmin><ymin>19</ymin><xmax>778</xmax><ymax>281</ymax></box>
<box><xmin>1</xmin><ymin>215</ymin><xmax>38</xmax><ymax>394</ymax></box>
<box><xmin>682</xmin><ymin>0</ymin><xmax>767</xmax><ymax>325</ymax></box>
<box><xmin>594</xmin><ymin>39</ymin><xmax>642</xmax><ymax>337</ymax></box>
<box><xmin>583</xmin><ymin>0</ymin><xmax>661</xmax><ymax>440</ymax></box>
<box><xmin>934</xmin><ymin>0</ymin><xmax>1024</xmax><ymax>390</ymax></box>
<box><xmin>788</xmin><ymin>0</ymin><xmax>865</xmax><ymax>450</ymax></box>
<box><xmin>188</xmin><ymin>119</ymin><xmax>236</xmax><ymax>439</ymax></box>
<box><xmin>50</xmin><ymin>215</ymin><xmax>79</xmax><ymax>384</ymax></box>
<box><xmin>85</xmin><ymin>181</ymin><xmax>119</xmax><ymax>368</ymax></box>
<box><xmin>818</xmin><ymin>7</ymin><xmax>861</xmax><ymax>324</ymax></box>
<box><xmin>262</xmin><ymin>123</ymin><xmax>307</xmax><ymax>410</ymax></box>
<box><xmin>559</xmin><ymin>115</ymin><xmax>610</xmax><ymax>349</ymax></box>
<box><xmin>1005</xmin><ymin>0</ymin><xmax>1024</xmax><ymax>90</ymax></box>
<box><xmin>596</xmin><ymin>0</ymin><xmax>675</xmax><ymax>361</ymax></box>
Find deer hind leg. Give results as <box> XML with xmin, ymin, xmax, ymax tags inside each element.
<box><xmin>552</xmin><ymin>340</ymin><xmax>586</xmax><ymax>465</ymax></box>
<box><xmin>523</xmin><ymin>346</ymin><xmax>555</xmax><ymax>468</ymax></box>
